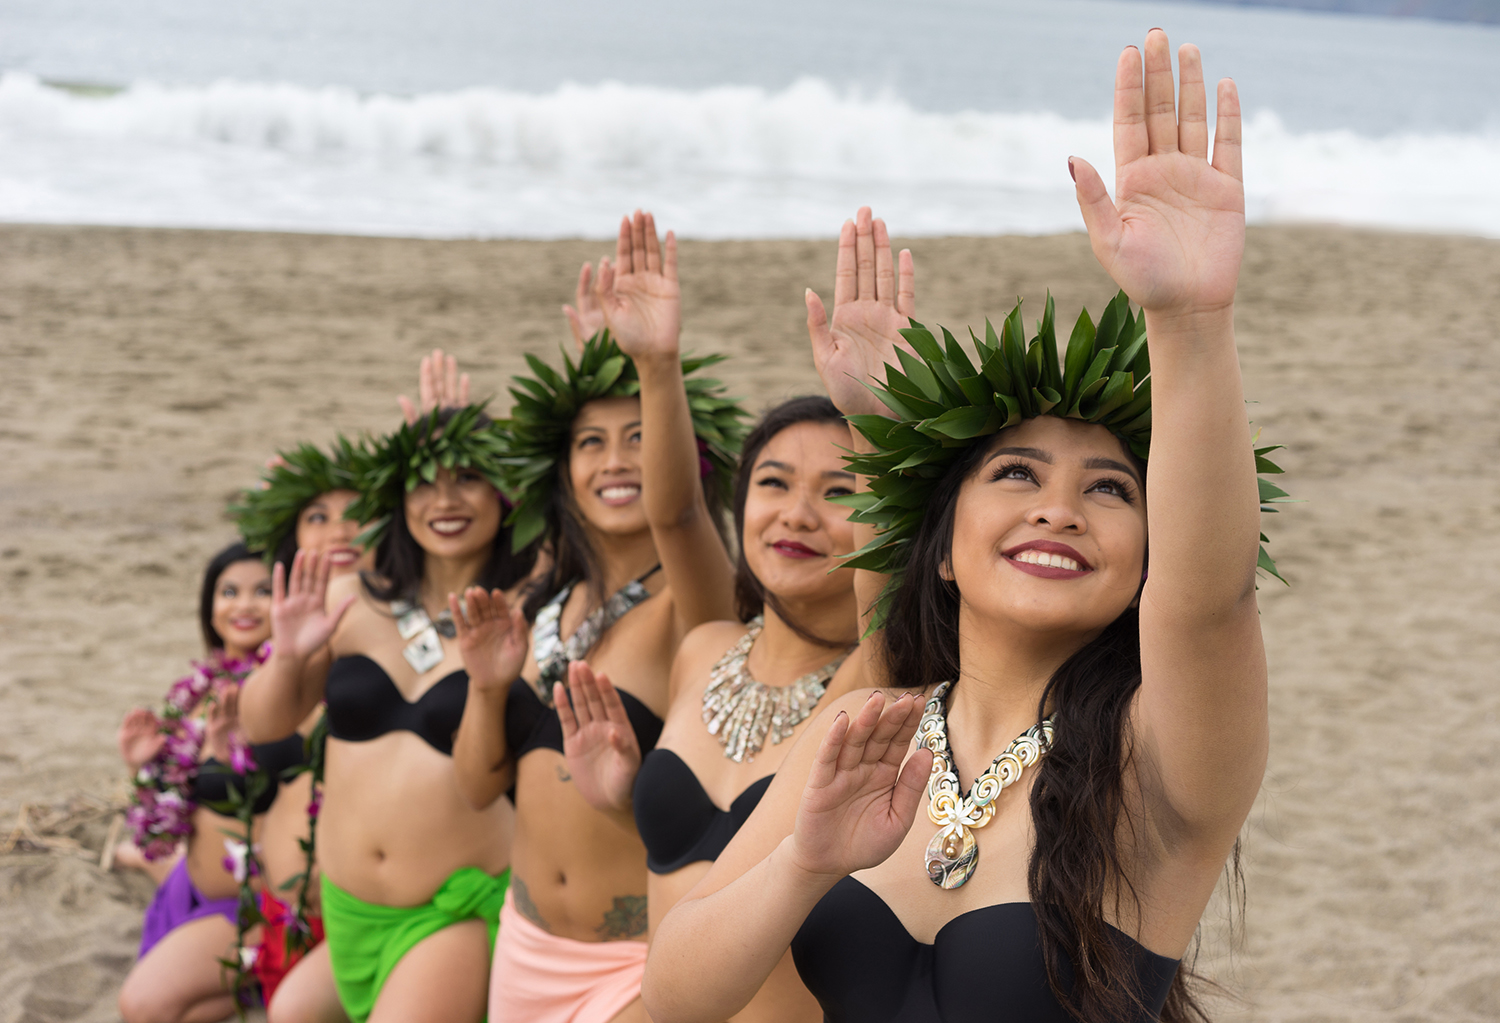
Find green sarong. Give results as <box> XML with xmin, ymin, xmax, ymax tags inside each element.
<box><xmin>321</xmin><ymin>866</ymin><xmax>509</xmax><ymax>1023</ymax></box>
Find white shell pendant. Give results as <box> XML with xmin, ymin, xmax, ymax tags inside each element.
<box><xmin>924</xmin><ymin>823</ymin><xmax>978</xmax><ymax>890</ymax></box>
<box><xmin>402</xmin><ymin>626</ymin><xmax>444</xmax><ymax>674</ymax></box>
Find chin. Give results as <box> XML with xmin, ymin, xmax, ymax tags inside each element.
<box><xmin>586</xmin><ymin>506</ymin><xmax>650</xmax><ymax>536</ymax></box>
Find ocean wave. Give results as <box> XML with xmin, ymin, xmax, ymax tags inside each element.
<box><xmin>1</xmin><ymin>71</ymin><xmax>1496</xmax><ymax>238</ymax></box>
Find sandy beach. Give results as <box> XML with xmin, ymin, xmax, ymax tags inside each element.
<box><xmin>2</xmin><ymin>222</ymin><xmax>1498</xmax><ymax>1023</ymax></box>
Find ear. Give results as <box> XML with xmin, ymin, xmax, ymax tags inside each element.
<box><xmin>938</xmin><ymin>556</ymin><xmax>955</xmax><ymax>583</ymax></box>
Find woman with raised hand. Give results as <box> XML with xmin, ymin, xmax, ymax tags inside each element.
<box><xmin>449</xmin><ymin>210</ymin><xmax>745</xmax><ymax>1023</ymax></box>
<box><xmin>228</xmin><ymin>439</ymin><xmax>373</xmax><ymax>1020</ymax></box>
<box><xmin>644</xmin><ymin>32</ymin><xmax>1274</xmax><ymax>1023</ymax></box>
<box><xmin>239</xmin><ymin>402</ymin><xmax>536</xmax><ymax>1023</ymax></box>
<box><xmin>118</xmin><ymin>543</ymin><xmax>276</xmax><ymax>1023</ymax></box>
<box><xmin>555</xmin><ymin>390</ymin><xmax>899</xmax><ymax>1023</ymax></box>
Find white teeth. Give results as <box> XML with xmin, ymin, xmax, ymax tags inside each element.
<box><xmin>599</xmin><ymin>486</ymin><xmax>640</xmax><ymax>501</ymax></box>
<box><xmin>429</xmin><ymin>519</ymin><xmax>469</xmax><ymax>535</ymax></box>
<box><xmin>1014</xmin><ymin>549</ymin><xmax>1081</xmax><ymax>572</ymax></box>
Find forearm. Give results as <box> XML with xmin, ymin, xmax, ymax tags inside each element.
<box><xmin>452</xmin><ymin>684</ymin><xmax>513</xmax><ymax>809</ymax></box>
<box><xmin>636</xmin><ymin>353</ymin><xmax>706</xmax><ymax>531</ymax></box>
<box><xmin>643</xmin><ymin>836</ymin><xmax>838</xmax><ymax>1023</ymax></box>
<box><xmin>1141</xmin><ymin>307</ymin><xmax>1261</xmax><ymax>616</ymax></box>
<box><xmin>239</xmin><ymin>650</ymin><xmax>323</xmax><ymax>743</ymax></box>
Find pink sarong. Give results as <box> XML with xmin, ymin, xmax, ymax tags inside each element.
<box><xmin>488</xmin><ymin>898</ymin><xmax>647</xmax><ymax>1023</ymax></box>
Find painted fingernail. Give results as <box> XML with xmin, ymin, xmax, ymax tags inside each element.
<box><xmin>1068</xmin><ymin>157</ymin><xmax>1076</xmax><ymax>183</ymax></box>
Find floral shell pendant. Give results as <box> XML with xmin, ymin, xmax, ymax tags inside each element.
<box><xmin>925</xmin><ymin>823</ymin><xmax>978</xmax><ymax>889</ymax></box>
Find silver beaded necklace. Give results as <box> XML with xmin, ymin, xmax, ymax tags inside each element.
<box><xmin>701</xmin><ymin>617</ymin><xmax>851</xmax><ymax>763</ymax></box>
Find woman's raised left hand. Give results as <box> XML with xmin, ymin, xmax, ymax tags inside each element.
<box><xmin>555</xmin><ymin>661</ymin><xmax>642</xmax><ymax>813</ymax></box>
<box><xmin>1069</xmin><ymin>30</ymin><xmax>1244</xmax><ymax>318</ymax></box>
<box><xmin>595</xmin><ymin>210</ymin><xmax>681</xmax><ymax>361</ymax></box>
<box><xmin>398</xmin><ymin>347</ymin><xmax>471</xmax><ymax>425</ymax></box>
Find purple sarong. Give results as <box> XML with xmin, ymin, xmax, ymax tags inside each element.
<box><xmin>138</xmin><ymin>856</ymin><xmax>238</xmax><ymax>959</ymax></box>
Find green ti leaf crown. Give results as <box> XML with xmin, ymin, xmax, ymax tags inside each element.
<box><xmin>229</xmin><ymin>438</ymin><xmax>364</xmax><ymax>561</ymax></box>
<box><xmin>838</xmin><ymin>290</ymin><xmax>1290</xmax><ymax>626</ymax></box>
<box><xmin>499</xmin><ymin>330</ymin><xmax>749</xmax><ymax>552</ymax></box>
<box><xmin>345</xmin><ymin>403</ymin><xmax>512</xmax><ymax>551</ymax></box>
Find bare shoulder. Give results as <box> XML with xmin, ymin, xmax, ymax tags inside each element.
<box><xmin>668</xmin><ymin>619</ymin><xmax>746</xmax><ymax>702</ymax></box>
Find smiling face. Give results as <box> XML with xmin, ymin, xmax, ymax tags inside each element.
<box><xmin>566</xmin><ymin>396</ymin><xmax>649</xmax><ymax>537</ymax></box>
<box><xmin>742</xmin><ymin>420</ymin><xmax>857</xmax><ymax>606</ymax></box>
<box><xmin>402</xmin><ymin>466</ymin><xmax>502</xmax><ymax>560</ymax></box>
<box><xmin>947</xmin><ymin>416</ymin><xmax>1147</xmax><ymax>640</ymax></box>
<box><xmin>295</xmin><ymin>489</ymin><xmax>374</xmax><ymax>576</ymax></box>
<box><xmin>211</xmin><ymin>559</ymin><xmax>273</xmax><ymax>657</ymax></box>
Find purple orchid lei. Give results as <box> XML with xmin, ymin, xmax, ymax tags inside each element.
<box><xmin>126</xmin><ymin>642</ymin><xmax>271</xmax><ymax>860</ymax></box>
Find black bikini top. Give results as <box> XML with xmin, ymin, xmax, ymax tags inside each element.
<box><xmin>324</xmin><ymin>654</ymin><xmax>468</xmax><ymax>756</ymax></box>
<box><xmin>505</xmin><ymin>676</ymin><xmax>663</xmax><ymax>761</ymax></box>
<box><xmin>633</xmin><ymin>749</ymin><xmax>772</xmax><ymax>874</ymax></box>
<box><xmin>191</xmin><ymin>733</ymin><xmax>309</xmax><ymax>815</ymax></box>
<box><xmin>791</xmin><ymin>877</ymin><xmax>1179</xmax><ymax>1023</ymax></box>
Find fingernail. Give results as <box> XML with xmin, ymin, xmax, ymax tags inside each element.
<box><xmin>1067</xmin><ymin>157</ymin><xmax>1076</xmax><ymax>183</ymax></box>
<box><xmin>1149</xmin><ymin>26</ymin><xmax>1163</xmax><ymax>32</ymax></box>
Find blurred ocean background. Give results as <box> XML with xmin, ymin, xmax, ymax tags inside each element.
<box><xmin>1</xmin><ymin>0</ymin><xmax>1497</xmax><ymax>238</ymax></box>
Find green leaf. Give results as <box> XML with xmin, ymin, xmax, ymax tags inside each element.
<box><xmin>1038</xmin><ymin>293</ymin><xmax>1061</xmax><ymax>393</ymax></box>
<box><xmin>918</xmin><ymin>404</ymin><xmax>1004</xmax><ymax>440</ymax></box>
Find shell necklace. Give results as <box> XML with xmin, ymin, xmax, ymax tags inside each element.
<box><xmin>915</xmin><ymin>681</ymin><xmax>1054</xmax><ymax>890</ymax></box>
<box><xmin>701</xmin><ymin>617</ymin><xmax>851</xmax><ymax>763</ymax></box>
<box><xmin>530</xmin><ymin>566</ymin><xmax>660</xmax><ymax>706</ymax></box>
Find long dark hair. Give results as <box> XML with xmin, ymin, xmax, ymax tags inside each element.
<box><xmin>363</xmin><ymin>411</ymin><xmax>537</xmax><ymax>604</ymax></box>
<box><xmin>731</xmin><ymin>396</ymin><xmax>853</xmax><ymax>648</ymax></box>
<box><xmin>199</xmin><ymin>542</ymin><xmax>263</xmax><ymax>652</ymax></box>
<box><xmin>522</xmin><ymin>397</ymin><xmax>729</xmax><ymax>623</ymax></box>
<box><xmin>879</xmin><ymin>430</ymin><xmax>1225</xmax><ymax>1023</ymax></box>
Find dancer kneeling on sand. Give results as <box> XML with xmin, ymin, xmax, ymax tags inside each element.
<box><xmin>240</xmin><ymin>403</ymin><xmax>535</xmax><ymax>1023</ymax></box>
<box><xmin>449</xmin><ymin>210</ymin><xmax>746</xmax><ymax>1023</ymax></box>
<box><xmin>118</xmin><ymin>542</ymin><xmax>302</xmax><ymax>1023</ymax></box>
<box><xmin>644</xmin><ymin>33</ymin><xmax>1285</xmax><ymax>1023</ymax></box>
<box><xmin>559</xmin><ymin>392</ymin><xmax>890</xmax><ymax>1023</ymax></box>
<box><xmin>229</xmin><ymin>437</ymin><xmax>374</xmax><ymax>1017</ymax></box>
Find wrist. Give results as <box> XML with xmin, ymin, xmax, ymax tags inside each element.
<box><xmin>631</xmin><ymin>349</ymin><xmax>683</xmax><ymax>374</ymax></box>
<box><xmin>1142</xmin><ymin>302</ymin><xmax>1235</xmax><ymax>339</ymax></box>
<box><xmin>772</xmin><ymin>835</ymin><xmax>845</xmax><ymax>902</ymax></box>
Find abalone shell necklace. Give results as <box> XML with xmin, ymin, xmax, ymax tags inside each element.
<box><xmin>530</xmin><ymin>565</ymin><xmax>661</xmax><ymax>705</ymax></box>
<box><xmin>915</xmin><ymin>680</ymin><xmax>1054</xmax><ymax>890</ymax></box>
<box><xmin>701</xmin><ymin>617</ymin><xmax>851</xmax><ymax>763</ymax></box>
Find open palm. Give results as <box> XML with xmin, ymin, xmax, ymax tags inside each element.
<box><xmin>596</xmin><ymin>210</ymin><xmax>681</xmax><ymax>361</ymax></box>
<box><xmin>808</xmin><ymin>208</ymin><xmax>917</xmax><ymax>417</ymax></box>
<box><xmin>272</xmin><ymin>550</ymin><xmax>355</xmax><ymax>661</ymax></box>
<box><xmin>555</xmin><ymin>661</ymin><xmax>640</xmax><ymax>812</ymax></box>
<box><xmin>791</xmin><ymin>692</ymin><xmax>931</xmax><ymax>879</ymax></box>
<box><xmin>1071</xmin><ymin>33</ymin><xmax>1244</xmax><ymax>315</ymax></box>
<box><xmin>118</xmin><ymin>709</ymin><xmax>165</xmax><ymax>771</ymax></box>
<box><xmin>451</xmin><ymin>587</ymin><xmax>528</xmax><ymax>694</ymax></box>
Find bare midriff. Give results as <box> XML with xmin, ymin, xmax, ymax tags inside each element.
<box><xmin>259</xmin><ymin>772</ymin><xmax>316</xmax><ymax>910</ymax></box>
<box><xmin>185</xmin><ymin>804</ymin><xmax>248</xmax><ymax>901</ymax></box>
<box><xmin>319</xmin><ymin>732</ymin><xmax>513</xmax><ymax>907</ymax></box>
<box><xmin>510</xmin><ymin>748</ymin><xmax>650</xmax><ymax>943</ymax></box>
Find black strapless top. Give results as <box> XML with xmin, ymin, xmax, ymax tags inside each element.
<box><xmin>192</xmin><ymin>734</ymin><xmax>309</xmax><ymax>815</ymax></box>
<box><xmin>791</xmin><ymin>877</ymin><xmax>1179</xmax><ymax>1023</ymax></box>
<box><xmin>633</xmin><ymin>749</ymin><xmax>772</xmax><ymax>874</ymax></box>
<box><xmin>505</xmin><ymin>678</ymin><xmax>663</xmax><ymax>760</ymax></box>
<box><xmin>325</xmin><ymin>655</ymin><xmax>467</xmax><ymax>756</ymax></box>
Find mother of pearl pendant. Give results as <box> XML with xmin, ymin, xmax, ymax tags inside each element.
<box><xmin>924</xmin><ymin>824</ymin><xmax>977</xmax><ymax>889</ymax></box>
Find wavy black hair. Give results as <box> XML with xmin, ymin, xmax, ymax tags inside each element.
<box><xmin>731</xmin><ymin>395</ymin><xmax>855</xmax><ymax>648</ymax></box>
<box><xmin>199</xmin><ymin>542</ymin><xmax>264</xmax><ymax>651</ymax></box>
<box><xmin>878</xmin><ymin>429</ymin><xmax>1228</xmax><ymax>1023</ymax></box>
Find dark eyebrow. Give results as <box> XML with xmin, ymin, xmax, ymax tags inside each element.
<box><xmin>755</xmin><ymin>458</ymin><xmax>856</xmax><ymax>481</ymax></box>
<box><xmin>1084</xmin><ymin>456</ymin><xmax>1144</xmax><ymax>483</ymax></box>
<box><xmin>986</xmin><ymin>446</ymin><xmax>1052</xmax><ymax>465</ymax></box>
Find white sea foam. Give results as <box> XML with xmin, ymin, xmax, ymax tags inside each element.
<box><xmin>1</xmin><ymin>71</ymin><xmax>1496</xmax><ymax>238</ymax></box>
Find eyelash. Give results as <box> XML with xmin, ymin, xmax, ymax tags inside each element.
<box><xmin>756</xmin><ymin>476</ymin><xmax>854</xmax><ymax>499</ymax></box>
<box><xmin>989</xmin><ymin>460</ymin><xmax>1137</xmax><ymax>503</ymax></box>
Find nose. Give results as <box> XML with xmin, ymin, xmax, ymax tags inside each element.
<box><xmin>1025</xmin><ymin>483</ymin><xmax>1087</xmax><ymax>534</ymax></box>
<box><xmin>601</xmin><ymin>437</ymin><xmax>632</xmax><ymax>474</ymax></box>
<box><xmin>780</xmin><ymin>487</ymin><xmax>822</xmax><ymax>531</ymax></box>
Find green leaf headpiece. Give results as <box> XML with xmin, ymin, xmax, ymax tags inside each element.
<box><xmin>500</xmin><ymin>330</ymin><xmax>749</xmax><ymax>551</ymax></box>
<box><xmin>839</xmin><ymin>291</ymin><xmax>1290</xmax><ymax>627</ymax></box>
<box><xmin>345</xmin><ymin>403</ymin><xmax>512</xmax><ymax>550</ymax></box>
<box><xmin>229</xmin><ymin>438</ymin><xmax>364</xmax><ymax>562</ymax></box>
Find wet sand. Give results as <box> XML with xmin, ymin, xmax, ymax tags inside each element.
<box><xmin>1</xmin><ymin>223</ymin><xmax>1498</xmax><ymax>1022</ymax></box>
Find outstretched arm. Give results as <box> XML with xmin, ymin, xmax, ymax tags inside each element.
<box><xmin>555</xmin><ymin>661</ymin><xmax>641</xmax><ymax>832</ymax></box>
<box><xmin>643</xmin><ymin>690</ymin><xmax>929</xmax><ymax>1023</ymax></box>
<box><xmin>1070</xmin><ymin>32</ymin><xmax>1266</xmax><ymax>848</ymax></box>
<box><xmin>239</xmin><ymin>550</ymin><xmax>353</xmax><ymax>743</ymax></box>
<box><xmin>597</xmin><ymin>211</ymin><xmax>737</xmax><ymax>635</ymax></box>
<box><xmin>451</xmin><ymin>586</ymin><xmax>529</xmax><ymax>808</ymax></box>
<box><xmin>806</xmin><ymin>207</ymin><xmax>916</xmax><ymax>643</ymax></box>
